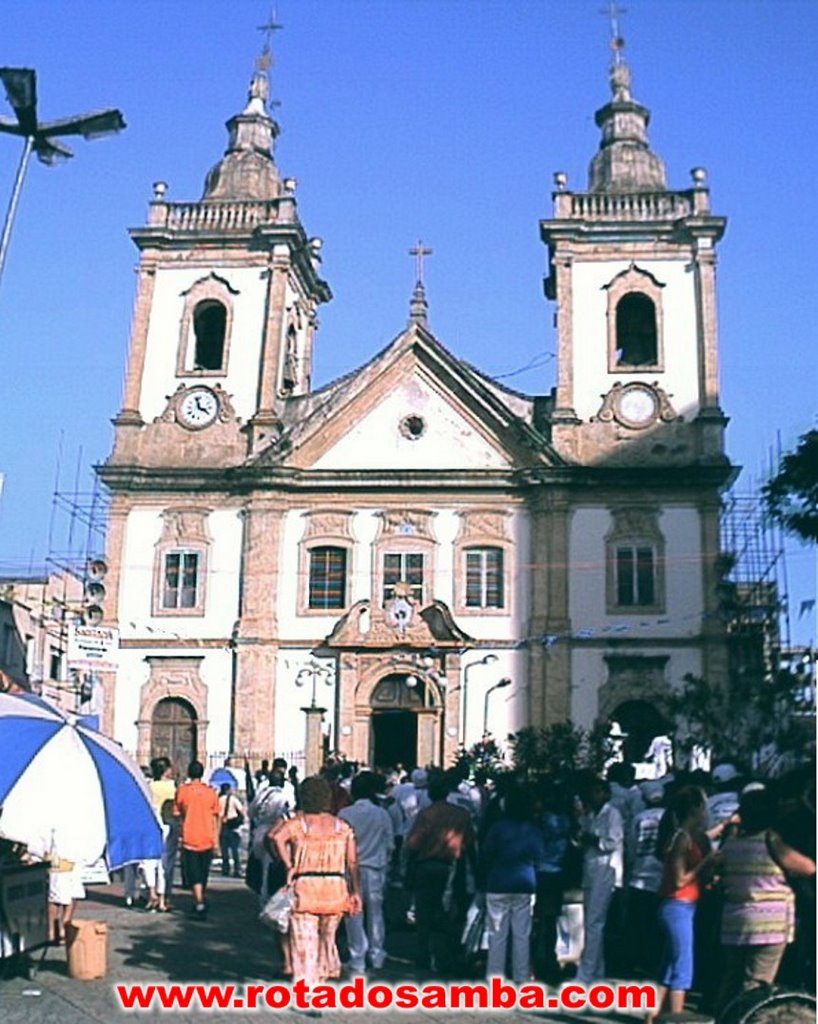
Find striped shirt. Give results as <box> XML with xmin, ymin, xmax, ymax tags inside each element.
<box><xmin>720</xmin><ymin>832</ymin><xmax>794</xmax><ymax>946</ymax></box>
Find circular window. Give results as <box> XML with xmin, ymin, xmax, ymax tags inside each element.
<box><xmin>399</xmin><ymin>414</ymin><xmax>426</xmax><ymax>441</ymax></box>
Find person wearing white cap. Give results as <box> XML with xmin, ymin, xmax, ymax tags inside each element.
<box><xmin>624</xmin><ymin>780</ymin><xmax>665</xmax><ymax>975</ymax></box>
<box><xmin>708</xmin><ymin>764</ymin><xmax>741</xmax><ymax>839</ymax></box>
<box><xmin>576</xmin><ymin>778</ymin><xmax>624</xmax><ymax>984</ymax></box>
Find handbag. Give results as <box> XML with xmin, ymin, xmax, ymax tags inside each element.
<box><xmin>259</xmin><ymin>884</ymin><xmax>295</xmax><ymax>933</ymax></box>
<box><xmin>461</xmin><ymin>897</ymin><xmax>489</xmax><ymax>958</ymax></box>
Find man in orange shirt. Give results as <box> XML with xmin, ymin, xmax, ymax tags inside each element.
<box><xmin>174</xmin><ymin>760</ymin><xmax>220</xmax><ymax>918</ymax></box>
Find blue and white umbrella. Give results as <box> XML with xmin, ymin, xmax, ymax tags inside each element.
<box><xmin>207</xmin><ymin>766</ymin><xmax>242</xmax><ymax>790</ymax></box>
<box><xmin>0</xmin><ymin>691</ymin><xmax>163</xmax><ymax>870</ymax></box>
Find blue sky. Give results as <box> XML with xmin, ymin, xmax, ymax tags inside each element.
<box><xmin>0</xmin><ymin>0</ymin><xmax>815</xmax><ymax>643</ymax></box>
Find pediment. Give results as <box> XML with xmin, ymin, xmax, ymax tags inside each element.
<box><xmin>325</xmin><ymin>598</ymin><xmax>472</xmax><ymax>650</ymax></box>
<box><xmin>250</xmin><ymin>325</ymin><xmax>561</xmax><ymax>471</ymax></box>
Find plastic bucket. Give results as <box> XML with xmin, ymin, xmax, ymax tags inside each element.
<box><xmin>65</xmin><ymin>920</ymin><xmax>107</xmax><ymax>980</ymax></box>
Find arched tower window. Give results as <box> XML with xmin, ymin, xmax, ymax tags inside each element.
<box><xmin>193</xmin><ymin>300</ymin><xmax>227</xmax><ymax>371</ymax></box>
<box><xmin>177</xmin><ymin>273</ymin><xmax>238</xmax><ymax>377</ymax></box>
<box><xmin>616</xmin><ymin>293</ymin><xmax>657</xmax><ymax>367</ymax></box>
<box><xmin>281</xmin><ymin>325</ymin><xmax>298</xmax><ymax>395</ymax></box>
<box><xmin>605</xmin><ymin>265</ymin><xmax>665</xmax><ymax>373</ymax></box>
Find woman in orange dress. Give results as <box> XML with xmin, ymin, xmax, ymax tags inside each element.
<box><xmin>272</xmin><ymin>776</ymin><xmax>362</xmax><ymax>987</ymax></box>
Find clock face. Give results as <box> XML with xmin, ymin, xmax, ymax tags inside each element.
<box><xmin>178</xmin><ymin>387</ymin><xmax>219</xmax><ymax>430</ymax></box>
<box><xmin>616</xmin><ymin>384</ymin><xmax>658</xmax><ymax>428</ymax></box>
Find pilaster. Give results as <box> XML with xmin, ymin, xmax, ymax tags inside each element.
<box><xmin>117</xmin><ymin>261</ymin><xmax>157</xmax><ymax>422</ymax></box>
<box><xmin>700</xmin><ymin>496</ymin><xmax>729</xmax><ymax>690</ymax></box>
<box><xmin>528</xmin><ymin>491</ymin><xmax>573</xmax><ymax>728</ymax></box>
<box><xmin>247</xmin><ymin>249</ymin><xmax>290</xmax><ymax>454</ymax></box>
<box><xmin>234</xmin><ymin>497</ymin><xmax>284</xmax><ymax>756</ymax></box>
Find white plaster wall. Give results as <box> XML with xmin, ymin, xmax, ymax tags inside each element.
<box><xmin>277</xmin><ymin>507</ymin><xmax>525</xmax><ymax>644</ymax></box>
<box><xmin>138</xmin><ymin>266</ymin><xmax>268</xmax><ymax>422</ymax></box>
<box><xmin>117</xmin><ymin>506</ymin><xmax>242</xmax><ymax>640</ymax></box>
<box><xmin>570</xmin><ymin>259</ymin><xmax>700</xmax><ymax>421</ymax></box>
<box><xmin>571</xmin><ymin>646</ymin><xmax>704</xmax><ymax>730</ymax></box>
<box><xmin>461</xmin><ymin>649</ymin><xmax>522</xmax><ymax>749</ymax></box>
<box><xmin>112</xmin><ymin>647</ymin><xmax>233</xmax><ymax>758</ymax></box>
<box><xmin>112</xmin><ymin>649</ymin><xmax>150</xmax><ymax>754</ymax></box>
<box><xmin>312</xmin><ymin>372</ymin><xmax>513</xmax><ymax>470</ymax></box>
<box><xmin>275</xmin><ymin>651</ymin><xmax>337</xmax><ymax>759</ymax></box>
<box><xmin>569</xmin><ymin>505</ymin><xmax>703</xmax><ymax>638</ymax></box>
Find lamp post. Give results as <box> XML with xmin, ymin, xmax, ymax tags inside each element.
<box><xmin>0</xmin><ymin>67</ymin><xmax>126</xmax><ymax>289</ymax></box>
<box><xmin>296</xmin><ymin>658</ymin><xmax>334</xmax><ymax>777</ymax></box>
<box><xmin>461</xmin><ymin>653</ymin><xmax>498</xmax><ymax>746</ymax></box>
<box><xmin>483</xmin><ymin>677</ymin><xmax>512</xmax><ymax>739</ymax></box>
<box><xmin>296</xmin><ymin>659</ymin><xmax>333</xmax><ymax>709</ymax></box>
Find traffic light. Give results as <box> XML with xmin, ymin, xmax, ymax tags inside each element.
<box><xmin>82</xmin><ymin>558</ymin><xmax>107</xmax><ymax>626</ymax></box>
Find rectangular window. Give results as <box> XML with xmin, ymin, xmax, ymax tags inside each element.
<box><xmin>162</xmin><ymin>551</ymin><xmax>200</xmax><ymax>610</ymax></box>
<box><xmin>49</xmin><ymin>647</ymin><xmax>63</xmax><ymax>682</ymax></box>
<box><xmin>1</xmin><ymin>623</ymin><xmax>13</xmax><ymax>664</ymax></box>
<box><xmin>616</xmin><ymin>545</ymin><xmax>656</xmax><ymax>606</ymax></box>
<box><xmin>465</xmin><ymin>547</ymin><xmax>505</xmax><ymax>609</ymax></box>
<box><xmin>308</xmin><ymin>546</ymin><xmax>347</xmax><ymax>609</ymax></box>
<box><xmin>383</xmin><ymin>552</ymin><xmax>424</xmax><ymax>604</ymax></box>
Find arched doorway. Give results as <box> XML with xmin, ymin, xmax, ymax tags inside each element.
<box><xmin>151</xmin><ymin>697</ymin><xmax>197</xmax><ymax>774</ymax></box>
<box><xmin>611</xmin><ymin>699</ymin><xmax>669</xmax><ymax>764</ymax></box>
<box><xmin>369</xmin><ymin>673</ymin><xmax>436</xmax><ymax>769</ymax></box>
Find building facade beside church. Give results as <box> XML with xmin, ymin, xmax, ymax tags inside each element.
<box><xmin>98</xmin><ymin>46</ymin><xmax>733</xmax><ymax>773</ymax></box>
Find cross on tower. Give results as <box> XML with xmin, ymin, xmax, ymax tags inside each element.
<box><xmin>600</xmin><ymin>2</ymin><xmax>627</xmax><ymax>63</ymax></box>
<box><xmin>409</xmin><ymin>240</ymin><xmax>433</xmax><ymax>284</ymax></box>
<box><xmin>257</xmin><ymin>9</ymin><xmax>283</xmax><ymax>69</ymax></box>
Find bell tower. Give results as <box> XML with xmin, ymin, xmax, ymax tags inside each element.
<box><xmin>109</xmin><ymin>42</ymin><xmax>331</xmax><ymax>470</ymax></box>
<box><xmin>540</xmin><ymin>41</ymin><xmax>728</xmax><ymax>469</ymax></box>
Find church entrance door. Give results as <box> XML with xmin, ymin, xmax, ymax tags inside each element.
<box><xmin>372</xmin><ymin>710</ymin><xmax>417</xmax><ymax>770</ymax></box>
<box><xmin>151</xmin><ymin>697</ymin><xmax>197</xmax><ymax>774</ymax></box>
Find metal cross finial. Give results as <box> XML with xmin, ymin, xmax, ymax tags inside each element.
<box><xmin>409</xmin><ymin>240</ymin><xmax>433</xmax><ymax>284</ymax></box>
<box><xmin>259</xmin><ymin>9</ymin><xmax>284</xmax><ymax>54</ymax></box>
<box><xmin>600</xmin><ymin>2</ymin><xmax>627</xmax><ymax>64</ymax></box>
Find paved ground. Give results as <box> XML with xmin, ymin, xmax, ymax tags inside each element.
<box><xmin>0</xmin><ymin>873</ymin><xmax>648</xmax><ymax>1024</ymax></box>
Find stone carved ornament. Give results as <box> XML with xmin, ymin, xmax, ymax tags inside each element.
<box><xmin>159</xmin><ymin>508</ymin><xmax>212</xmax><ymax>547</ymax></box>
<box><xmin>607</xmin><ymin>506</ymin><xmax>662</xmax><ymax>540</ymax></box>
<box><xmin>156</xmin><ymin>383</ymin><xmax>239</xmax><ymax>425</ymax></box>
<box><xmin>593</xmin><ymin>381</ymin><xmax>680</xmax><ymax>425</ymax></box>
<box><xmin>377</xmin><ymin>510</ymin><xmax>435</xmax><ymax>540</ymax></box>
<box><xmin>457</xmin><ymin>510</ymin><xmax>510</xmax><ymax>543</ymax></box>
<box><xmin>302</xmin><ymin>510</ymin><xmax>354</xmax><ymax>542</ymax></box>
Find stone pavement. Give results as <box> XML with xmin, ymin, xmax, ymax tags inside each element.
<box><xmin>0</xmin><ymin>874</ymin><xmax>638</xmax><ymax>1024</ymax></box>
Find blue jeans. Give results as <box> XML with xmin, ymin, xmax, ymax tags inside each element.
<box><xmin>659</xmin><ymin>898</ymin><xmax>696</xmax><ymax>990</ymax></box>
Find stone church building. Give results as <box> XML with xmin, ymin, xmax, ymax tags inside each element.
<box><xmin>99</xmin><ymin>46</ymin><xmax>733</xmax><ymax>773</ymax></box>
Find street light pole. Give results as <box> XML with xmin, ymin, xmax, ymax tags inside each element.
<box><xmin>296</xmin><ymin>659</ymin><xmax>333</xmax><ymax>709</ymax></box>
<box><xmin>460</xmin><ymin>653</ymin><xmax>498</xmax><ymax>745</ymax></box>
<box><xmin>483</xmin><ymin>677</ymin><xmax>512</xmax><ymax>739</ymax></box>
<box><xmin>0</xmin><ymin>67</ymin><xmax>125</xmax><ymax>290</ymax></box>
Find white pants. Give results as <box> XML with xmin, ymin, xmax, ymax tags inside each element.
<box><xmin>486</xmin><ymin>892</ymin><xmax>535</xmax><ymax>984</ymax></box>
<box><xmin>141</xmin><ymin>857</ymin><xmax>165</xmax><ymax>895</ymax></box>
<box><xmin>344</xmin><ymin>865</ymin><xmax>387</xmax><ymax>970</ymax></box>
<box><xmin>577</xmin><ymin>868</ymin><xmax>616</xmax><ymax>983</ymax></box>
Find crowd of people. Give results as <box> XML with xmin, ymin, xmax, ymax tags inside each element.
<box><xmin>224</xmin><ymin>755</ymin><xmax>815</xmax><ymax>1009</ymax></box>
<box><xmin>114</xmin><ymin>751</ymin><xmax>816</xmax><ymax>1014</ymax></box>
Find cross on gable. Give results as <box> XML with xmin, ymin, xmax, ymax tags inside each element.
<box><xmin>409</xmin><ymin>241</ymin><xmax>433</xmax><ymax>284</ymax></box>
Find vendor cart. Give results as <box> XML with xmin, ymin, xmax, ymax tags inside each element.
<box><xmin>0</xmin><ymin>861</ymin><xmax>50</xmax><ymax>975</ymax></box>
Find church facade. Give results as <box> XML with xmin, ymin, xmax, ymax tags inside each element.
<box><xmin>99</xmin><ymin>47</ymin><xmax>733</xmax><ymax>773</ymax></box>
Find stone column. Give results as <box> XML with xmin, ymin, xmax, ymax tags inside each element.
<box><xmin>699</xmin><ymin>495</ymin><xmax>729</xmax><ymax>690</ymax></box>
<box><xmin>248</xmin><ymin>248</ymin><xmax>289</xmax><ymax>453</ymax></box>
<box><xmin>554</xmin><ymin>253</ymin><xmax>575</xmax><ymax>416</ymax></box>
<box><xmin>302</xmin><ymin>706</ymin><xmax>327</xmax><ymax>778</ymax></box>
<box><xmin>99</xmin><ymin>498</ymin><xmax>129</xmax><ymax>737</ymax></box>
<box><xmin>118</xmin><ymin>261</ymin><xmax>158</xmax><ymax>422</ymax></box>
<box><xmin>234</xmin><ymin>497</ymin><xmax>283</xmax><ymax>759</ymax></box>
<box><xmin>527</xmin><ymin>490</ymin><xmax>573</xmax><ymax>728</ymax></box>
